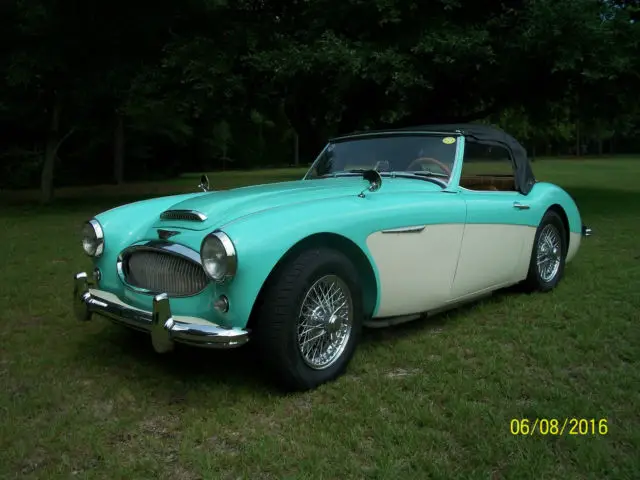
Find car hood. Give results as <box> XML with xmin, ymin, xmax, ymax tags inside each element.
<box><xmin>153</xmin><ymin>177</ymin><xmax>438</xmax><ymax>231</ymax></box>
<box><xmin>152</xmin><ymin>178</ymin><xmax>377</xmax><ymax>231</ymax></box>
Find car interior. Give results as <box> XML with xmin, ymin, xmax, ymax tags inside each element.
<box><xmin>459</xmin><ymin>175</ymin><xmax>517</xmax><ymax>191</ymax></box>
<box><xmin>457</xmin><ymin>141</ymin><xmax>518</xmax><ymax>192</ymax></box>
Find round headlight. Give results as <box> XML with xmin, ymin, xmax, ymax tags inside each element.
<box><xmin>200</xmin><ymin>231</ymin><xmax>237</xmax><ymax>282</ymax></box>
<box><xmin>82</xmin><ymin>219</ymin><xmax>104</xmax><ymax>257</ymax></box>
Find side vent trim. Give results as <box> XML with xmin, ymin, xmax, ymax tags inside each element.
<box><xmin>160</xmin><ymin>210</ymin><xmax>207</xmax><ymax>222</ymax></box>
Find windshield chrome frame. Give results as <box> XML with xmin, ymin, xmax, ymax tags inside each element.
<box><xmin>302</xmin><ymin>143</ymin><xmax>329</xmax><ymax>180</ymax></box>
<box><xmin>444</xmin><ymin>133</ymin><xmax>465</xmax><ymax>192</ymax></box>
<box><xmin>302</xmin><ymin>131</ymin><xmax>465</xmax><ymax>188</ymax></box>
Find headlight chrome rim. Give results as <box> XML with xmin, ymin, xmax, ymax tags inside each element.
<box><xmin>200</xmin><ymin>231</ymin><xmax>237</xmax><ymax>282</ymax></box>
<box><xmin>82</xmin><ymin>219</ymin><xmax>105</xmax><ymax>257</ymax></box>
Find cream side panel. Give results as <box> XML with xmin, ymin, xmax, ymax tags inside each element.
<box><xmin>566</xmin><ymin>232</ymin><xmax>581</xmax><ymax>263</ymax></box>
<box><xmin>451</xmin><ymin>224</ymin><xmax>536</xmax><ymax>299</ymax></box>
<box><xmin>514</xmin><ymin>226</ymin><xmax>537</xmax><ymax>279</ymax></box>
<box><xmin>366</xmin><ymin>224</ymin><xmax>464</xmax><ymax>317</ymax></box>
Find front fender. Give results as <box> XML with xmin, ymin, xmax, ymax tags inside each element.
<box><xmin>213</xmin><ymin>189</ymin><xmax>469</xmax><ymax>328</ymax></box>
<box><xmin>214</xmin><ymin>195</ymin><xmax>384</xmax><ymax>328</ymax></box>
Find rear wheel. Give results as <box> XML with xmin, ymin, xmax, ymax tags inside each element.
<box><xmin>253</xmin><ymin>248</ymin><xmax>363</xmax><ymax>391</ymax></box>
<box><xmin>521</xmin><ymin>210</ymin><xmax>567</xmax><ymax>292</ymax></box>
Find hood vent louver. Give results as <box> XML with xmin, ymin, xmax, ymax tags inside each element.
<box><xmin>159</xmin><ymin>210</ymin><xmax>207</xmax><ymax>222</ymax></box>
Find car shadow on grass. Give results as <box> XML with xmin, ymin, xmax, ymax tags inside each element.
<box><xmin>360</xmin><ymin>289</ymin><xmax>518</xmax><ymax>345</ymax></box>
<box><xmin>71</xmin><ymin>323</ymin><xmax>277</xmax><ymax>394</ymax></box>
<box><xmin>70</xmin><ymin>278</ymin><xmax>576</xmax><ymax>395</ymax></box>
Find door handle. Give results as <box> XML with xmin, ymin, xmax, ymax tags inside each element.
<box><xmin>513</xmin><ymin>202</ymin><xmax>530</xmax><ymax>210</ymax></box>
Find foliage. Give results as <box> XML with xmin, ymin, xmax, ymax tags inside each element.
<box><xmin>1</xmin><ymin>0</ymin><xmax>639</xmax><ymax>195</ymax></box>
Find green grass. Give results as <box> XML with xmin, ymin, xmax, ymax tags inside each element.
<box><xmin>0</xmin><ymin>158</ymin><xmax>639</xmax><ymax>479</ymax></box>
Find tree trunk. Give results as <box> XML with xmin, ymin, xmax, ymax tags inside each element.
<box><xmin>114</xmin><ymin>114</ymin><xmax>125</xmax><ymax>184</ymax></box>
<box><xmin>258</xmin><ymin>123</ymin><xmax>263</xmax><ymax>167</ymax></box>
<box><xmin>284</xmin><ymin>99</ymin><xmax>322</xmax><ymax>162</ymax></box>
<box><xmin>575</xmin><ymin>121</ymin><xmax>581</xmax><ymax>157</ymax></box>
<box><xmin>222</xmin><ymin>144</ymin><xmax>227</xmax><ymax>171</ymax></box>
<box><xmin>293</xmin><ymin>131</ymin><xmax>299</xmax><ymax>166</ymax></box>
<box><xmin>41</xmin><ymin>97</ymin><xmax>61</xmax><ymax>204</ymax></box>
<box><xmin>597</xmin><ymin>138</ymin><xmax>603</xmax><ymax>156</ymax></box>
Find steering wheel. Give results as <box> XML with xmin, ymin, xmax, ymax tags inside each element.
<box><xmin>406</xmin><ymin>157</ymin><xmax>452</xmax><ymax>176</ymax></box>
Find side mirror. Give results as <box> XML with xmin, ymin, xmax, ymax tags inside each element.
<box><xmin>198</xmin><ymin>174</ymin><xmax>210</xmax><ymax>192</ymax></box>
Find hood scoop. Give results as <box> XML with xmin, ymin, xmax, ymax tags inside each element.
<box><xmin>159</xmin><ymin>209</ymin><xmax>208</xmax><ymax>222</ymax></box>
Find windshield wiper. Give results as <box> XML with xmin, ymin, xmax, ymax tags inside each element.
<box><xmin>408</xmin><ymin>171</ymin><xmax>450</xmax><ymax>178</ymax></box>
<box><xmin>320</xmin><ymin>169</ymin><xmax>371</xmax><ymax>178</ymax></box>
<box><xmin>318</xmin><ymin>170</ymin><xmax>448</xmax><ymax>187</ymax></box>
<box><xmin>388</xmin><ymin>171</ymin><xmax>448</xmax><ymax>186</ymax></box>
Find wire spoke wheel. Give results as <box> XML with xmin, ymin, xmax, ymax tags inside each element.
<box><xmin>536</xmin><ymin>224</ymin><xmax>562</xmax><ymax>282</ymax></box>
<box><xmin>297</xmin><ymin>274</ymin><xmax>353</xmax><ymax>370</ymax></box>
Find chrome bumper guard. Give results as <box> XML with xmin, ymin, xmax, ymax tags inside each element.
<box><xmin>73</xmin><ymin>272</ymin><xmax>249</xmax><ymax>353</ymax></box>
<box><xmin>582</xmin><ymin>225</ymin><xmax>592</xmax><ymax>237</ymax></box>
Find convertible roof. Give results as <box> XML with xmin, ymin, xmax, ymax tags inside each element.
<box><xmin>338</xmin><ymin>123</ymin><xmax>536</xmax><ymax>195</ymax></box>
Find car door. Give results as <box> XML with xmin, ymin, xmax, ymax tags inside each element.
<box><xmin>366</xmin><ymin>190</ymin><xmax>467</xmax><ymax>318</ymax></box>
<box><xmin>450</xmin><ymin>142</ymin><xmax>538</xmax><ymax>300</ymax></box>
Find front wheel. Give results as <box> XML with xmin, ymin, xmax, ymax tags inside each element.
<box><xmin>253</xmin><ymin>248</ymin><xmax>363</xmax><ymax>391</ymax></box>
<box><xmin>521</xmin><ymin>210</ymin><xmax>567</xmax><ymax>292</ymax></box>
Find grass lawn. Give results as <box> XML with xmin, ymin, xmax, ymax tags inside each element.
<box><xmin>0</xmin><ymin>158</ymin><xmax>638</xmax><ymax>479</ymax></box>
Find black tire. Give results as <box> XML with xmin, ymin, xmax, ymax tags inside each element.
<box><xmin>521</xmin><ymin>209</ymin><xmax>567</xmax><ymax>292</ymax></box>
<box><xmin>252</xmin><ymin>248</ymin><xmax>363</xmax><ymax>392</ymax></box>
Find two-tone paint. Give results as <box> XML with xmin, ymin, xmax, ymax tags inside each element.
<box><xmin>88</xmin><ymin>134</ymin><xmax>584</xmax><ymax>331</ymax></box>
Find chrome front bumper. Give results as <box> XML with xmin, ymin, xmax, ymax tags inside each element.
<box><xmin>73</xmin><ymin>272</ymin><xmax>249</xmax><ymax>353</ymax></box>
<box><xmin>582</xmin><ymin>224</ymin><xmax>592</xmax><ymax>237</ymax></box>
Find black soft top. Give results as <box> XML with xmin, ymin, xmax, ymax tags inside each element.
<box><xmin>339</xmin><ymin>123</ymin><xmax>536</xmax><ymax>195</ymax></box>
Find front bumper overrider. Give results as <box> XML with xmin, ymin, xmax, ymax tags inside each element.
<box><xmin>73</xmin><ymin>272</ymin><xmax>249</xmax><ymax>353</ymax></box>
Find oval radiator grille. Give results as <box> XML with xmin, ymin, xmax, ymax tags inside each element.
<box><xmin>124</xmin><ymin>250</ymin><xmax>209</xmax><ymax>296</ymax></box>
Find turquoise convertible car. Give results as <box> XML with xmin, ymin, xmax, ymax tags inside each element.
<box><xmin>73</xmin><ymin>124</ymin><xmax>591</xmax><ymax>391</ymax></box>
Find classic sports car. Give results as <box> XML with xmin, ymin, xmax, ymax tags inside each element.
<box><xmin>73</xmin><ymin>124</ymin><xmax>591</xmax><ymax>391</ymax></box>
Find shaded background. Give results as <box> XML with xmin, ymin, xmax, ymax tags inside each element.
<box><xmin>1</xmin><ymin>0</ymin><xmax>639</xmax><ymax>200</ymax></box>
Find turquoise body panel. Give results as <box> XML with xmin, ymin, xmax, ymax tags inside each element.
<box><xmin>457</xmin><ymin>183</ymin><xmax>582</xmax><ymax>232</ymax></box>
<box><xmin>88</xmin><ymin>139</ymin><xmax>584</xmax><ymax>330</ymax></box>
<box><xmin>219</xmin><ymin>178</ymin><xmax>467</xmax><ymax>327</ymax></box>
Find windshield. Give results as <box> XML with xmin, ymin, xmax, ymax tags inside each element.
<box><xmin>304</xmin><ymin>133</ymin><xmax>459</xmax><ymax>182</ymax></box>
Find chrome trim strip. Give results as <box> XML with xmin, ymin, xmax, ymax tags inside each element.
<box><xmin>381</xmin><ymin>226</ymin><xmax>426</xmax><ymax>234</ymax></box>
<box><xmin>73</xmin><ymin>273</ymin><xmax>249</xmax><ymax>351</ymax></box>
<box><xmin>160</xmin><ymin>209</ymin><xmax>208</xmax><ymax>222</ymax></box>
<box><xmin>116</xmin><ymin>240</ymin><xmax>208</xmax><ymax>297</ymax></box>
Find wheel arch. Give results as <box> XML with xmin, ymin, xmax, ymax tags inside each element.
<box><xmin>246</xmin><ymin>232</ymin><xmax>379</xmax><ymax>330</ymax></box>
<box><xmin>547</xmin><ymin>203</ymin><xmax>570</xmax><ymax>251</ymax></box>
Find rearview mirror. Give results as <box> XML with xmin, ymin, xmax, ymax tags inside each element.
<box><xmin>358</xmin><ymin>169</ymin><xmax>382</xmax><ymax>198</ymax></box>
<box><xmin>363</xmin><ymin>169</ymin><xmax>382</xmax><ymax>192</ymax></box>
<box><xmin>198</xmin><ymin>174</ymin><xmax>210</xmax><ymax>192</ymax></box>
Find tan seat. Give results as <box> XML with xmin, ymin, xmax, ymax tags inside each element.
<box><xmin>460</xmin><ymin>175</ymin><xmax>515</xmax><ymax>191</ymax></box>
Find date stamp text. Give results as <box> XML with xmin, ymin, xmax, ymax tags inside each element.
<box><xmin>510</xmin><ymin>418</ymin><xmax>608</xmax><ymax>436</ymax></box>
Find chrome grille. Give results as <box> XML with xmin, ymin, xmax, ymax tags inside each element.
<box><xmin>123</xmin><ymin>250</ymin><xmax>209</xmax><ymax>296</ymax></box>
<box><xmin>160</xmin><ymin>210</ymin><xmax>207</xmax><ymax>222</ymax></box>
